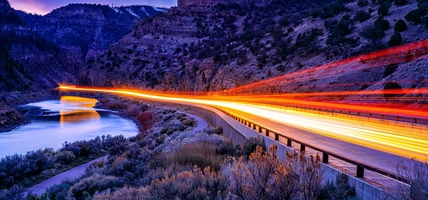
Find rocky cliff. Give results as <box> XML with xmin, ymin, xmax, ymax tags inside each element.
<box><xmin>81</xmin><ymin>0</ymin><xmax>428</xmax><ymax>105</ymax></box>
<box><xmin>18</xmin><ymin>4</ymin><xmax>167</xmax><ymax>65</ymax></box>
<box><xmin>0</xmin><ymin>0</ymin><xmax>77</xmax><ymax>92</ymax></box>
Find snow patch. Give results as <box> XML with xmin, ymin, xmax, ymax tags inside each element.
<box><xmin>110</xmin><ymin>7</ymin><xmax>121</xmax><ymax>13</ymax></box>
<box><xmin>126</xmin><ymin>8</ymin><xmax>140</xmax><ymax>19</ymax></box>
<box><xmin>152</xmin><ymin>7</ymin><xmax>168</xmax><ymax>13</ymax></box>
<box><xmin>140</xmin><ymin>7</ymin><xmax>150</xmax><ymax>17</ymax></box>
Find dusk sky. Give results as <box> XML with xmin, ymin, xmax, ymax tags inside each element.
<box><xmin>8</xmin><ymin>0</ymin><xmax>176</xmax><ymax>15</ymax></box>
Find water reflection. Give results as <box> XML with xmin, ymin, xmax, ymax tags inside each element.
<box><xmin>0</xmin><ymin>96</ymin><xmax>138</xmax><ymax>158</ymax></box>
<box><xmin>59</xmin><ymin>96</ymin><xmax>100</xmax><ymax>124</ymax></box>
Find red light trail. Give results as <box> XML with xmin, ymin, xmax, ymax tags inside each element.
<box><xmin>57</xmin><ymin>39</ymin><xmax>428</xmax><ymax>162</ymax></box>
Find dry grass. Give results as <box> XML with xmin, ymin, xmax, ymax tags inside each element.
<box><xmin>166</xmin><ymin>142</ymin><xmax>224</xmax><ymax>171</ymax></box>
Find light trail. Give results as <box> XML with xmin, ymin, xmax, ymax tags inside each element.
<box><xmin>60</xmin><ymin>85</ymin><xmax>428</xmax><ymax>161</ymax></box>
<box><xmin>222</xmin><ymin>39</ymin><xmax>428</xmax><ymax>94</ymax></box>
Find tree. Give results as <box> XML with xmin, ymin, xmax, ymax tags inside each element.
<box><xmin>389</xmin><ymin>32</ymin><xmax>402</xmax><ymax>46</ymax></box>
<box><xmin>357</xmin><ymin>0</ymin><xmax>369</xmax><ymax>7</ymax></box>
<box><xmin>378</xmin><ymin>0</ymin><xmax>392</xmax><ymax>16</ymax></box>
<box><xmin>405</xmin><ymin>9</ymin><xmax>423</xmax><ymax>24</ymax></box>
<box><xmin>395</xmin><ymin>0</ymin><xmax>408</xmax><ymax>6</ymax></box>
<box><xmin>355</xmin><ymin>10</ymin><xmax>371</xmax><ymax>22</ymax></box>
<box><xmin>375</xmin><ymin>17</ymin><xmax>390</xmax><ymax>30</ymax></box>
<box><xmin>394</xmin><ymin>19</ymin><xmax>408</xmax><ymax>32</ymax></box>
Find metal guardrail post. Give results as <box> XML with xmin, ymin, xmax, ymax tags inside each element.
<box><xmin>300</xmin><ymin>144</ymin><xmax>305</xmax><ymax>152</ymax></box>
<box><xmin>253</xmin><ymin>124</ymin><xmax>257</xmax><ymax>130</ymax></box>
<box><xmin>322</xmin><ymin>152</ymin><xmax>329</xmax><ymax>163</ymax></box>
<box><xmin>275</xmin><ymin>134</ymin><xmax>279</xmax><ymax>141</ymax></box>
<box><xmin>266</xmin><ymin>130</ymin><xmax>269</xmax><ymax>137</ymax></box>
<box><xmin>258</xmin><ymin>126</ymin><xmax>262</xmax><ymax>133</ymax></box>
<box><xmin>287</xmin><ymin>138</ymin><xmax>292</xmax><ymax>147</ymax></box>
<box><xmin>357</xmin><ymin>165</ymin><xmax>364</xmax><ymax>178</ymax></box>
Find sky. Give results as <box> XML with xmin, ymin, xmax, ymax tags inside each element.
<box><xmin>8</xmin><ymin>0</ymin><xmax>176</xmax><ymax>15</ymax></box>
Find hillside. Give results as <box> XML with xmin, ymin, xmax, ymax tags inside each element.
<box><xmin>81</xmin><ymin>0</ymin><xmax>428</xmax><ymax>105</ymax></box>
<box><xmin>18</xmin><ymin>4</ymin><xmax>167</xmax><ymax>66</ymax></box>
<box><xmin>0</xmin><ymin>0</ymin><xmax>76</xmax><ymax>92</ymax></box>
<box><xmin>0</xmin><ymin>1</ymin><xmax>166</xmax><ymax>130</ymax></box>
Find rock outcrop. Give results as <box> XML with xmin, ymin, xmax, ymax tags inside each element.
<box><xmin>18</xmin><ymin>4</ymin><xmax>166</xmax><ymax>67</ymax></box>
<box><xmin>81</xmin><ymin>0</ymin><xmax>428</xmax><ymax>106</ymax></box>
<box><xmin>0</xmin><ymin>0</ymin><xmax>77</xmax><ymax>92</ymax></box>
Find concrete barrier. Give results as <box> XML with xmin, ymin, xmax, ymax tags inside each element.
<box><xmin>188</xmin><ymin>104</ymin><xmax>386</xmax><ymax>200</ymax></box>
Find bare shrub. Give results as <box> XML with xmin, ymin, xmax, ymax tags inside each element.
<box><xmin>227</xmin><ymin>144</ymin><xmax>323</xmax><ymax>200</ymax></box>
<box><xmin>68</xmin><ymin>173</ymin><xmax>123</xmax><ymax>199</ymax></box>
<box><xmin>146</xmin><ymin>166</ymin><xmax>228</xmax><ymax>199</ymax></box>
<box><xmin>319</xmin><ymin>173</ymin><xmax>356</xmax><ymax>199</ymax></box>
<box><xmin>228</xmin><ymin>145</ymin><xmax>300</xmax><ymax>200</ymax></box>
<box><xmin>286</xmin><ymin>150</ymin><xmax>323</xmax><ymax>199</ymax></box>
<box><xmin>241</xmin><ymin>136</ymin><xmax>266</xmax><ymax>158</ymax></box>
<box><xmin>137</xmin><ymin>111</ymin><xmax>154</xmax><ymax>130</ymax></box>
<box><xmin>124</xmin><ymin>106</ymin><xmax>140</xmax><ymax>117</ymax></box>
<box><xmin>166</xmin><ymin>142</ymin><xmax>224</xmax><ymax>171</ymax></box>
<box><xmin>94</xmin><ymin>187</ymin><xmax>147</xmax><ymax>200</ymax></box>
<box><xmin>394</xmin><ymin>159</ymin><xmax>428</xmax><ymax>199</ymax></box>
<box><xmin>55</xmin><ymin>150</ymin><xmax>76</xmax><ymax>165</ymax></box>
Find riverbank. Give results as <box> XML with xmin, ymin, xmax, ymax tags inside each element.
<box><xmin>26</xmin><ymin>110</ymin><xmax>209</xmax><ymax>196</ymax></box>
<box><xmin>0</xmin><ymin>93</ymin><xmax>202</xmax><ymax>197</ymax></box>
<box><xmin>0</xmin><ymin>90</ymin><xmax>59</xmax><ymax>132</ymax></box>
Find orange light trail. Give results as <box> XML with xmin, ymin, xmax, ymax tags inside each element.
<box><xmin>222</xmin><ymin>39</ymin><xmax>428</xmax><ymax>94</ymax></box>
<box><xmin>60</xmin><ymin>85</ymin><xmax>428</xmax><ymax>161</ymax></box>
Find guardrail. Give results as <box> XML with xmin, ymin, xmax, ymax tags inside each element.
<box><xmin>216</xmin><ymin>107</ymin><xmax>412</xmax><ymax>185</ymax></box>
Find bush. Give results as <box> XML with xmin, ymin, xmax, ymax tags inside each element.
<box><xmin>228</xmin><ymin>145</ymin><xmax>323</xmax><ymax>199</ymax></box>
<box><xmin>378</xmin><ymin>0</ymin><xmax>392</xmax><ymax>16</ymax></box>
<box><xmin>395</xmin><ymin>159</ymin><xmax>428</xmax><ymax>199</ymax></box>
<box><xmin>383</xmin><ymin>81</ymin><xmax>402</xmax><ymax>98</ymax></box>
<box><xmin>137</xmin><ymin>111</ymin><xmax>154</xmax><ymax>130</ymax></box>
<box><xmin>326</xmin><ymin>15</ymin><xmax>356</xmax><ymax>46</ymax></box>
<box><xmin>167</xmin><ymin>142</ymin><xmax>224</xmax><ymax>171</ymax></box>
<box><xmin>394</xmin><ymin>19</ymin><xmax>408</xmax><ymax>32</ymax></box>
<box><xmin>43</xmin><ymin>180</ymin><xmax>75</xmax><ymax>200</ymax></box>
<box><xmin>55</xmin><ymin>151</ymin><xmax>76</xmax><ymax>165</ymax></box>
<box><xmin>395</xmin><ymin>0</ymin><xmax>408</xmax><ymax>5</ymax></box>
<box><xmin>0</xmin><ymin>185</ymin><xmax>25</xmax><ymax>200</ymax></box>
<box><xmin>355</xmin><ymin>10</ymin><xmax>371</xmax><ymax>22</ymax></box>
<box><xmin>215</xmin><ymin>140</ymin><xmax>238</xmax><ymax>156</ymax></box>
<box><xmin>357</xmin><ymin>0</ymin><xmax>369</xmax><ymax>7</ymax></box>
<box><xmin>375</xmin><ymin>17</ymin><xmax>390</xmax><ymax>30</ymax></box>
<box><xmin>319</xmin><ymin>173</ymin><xmax>356</xmax><ymax>199</ymax></box>
<box><xmin>228</xmin><ymin>145</ymin><xmax>300</xmax><ymax>199</ymax></box>
<box><xmin>146</xmin><ymin>166</ymin><xmax>228</xmax><ymax>200</ymax></box>
<box><xmin>241</xmin><ymin>137</ymin><xmax>266</xmax><ymax>158</ymax></box>
<box><xmin>124</xmin><ymin>106</ymin><xmax>140</xmax><ymax>117</ymax></box>
<box><xmin>69</xmin><ymin>173</ymin><xmax>123</xmax><ymax>199</ymax></box>
<box><xmin>383</xmin><ymin>64</ymin><xmax>398</xmax><ymax>78</ymax></box>
<box><xmin>362</xmin><ymin>26</ymin><xmax>385</xmax><ymax>41</ymax></box>
<box><xmin>213</xmin><ymin>126</ymin><xmax>223</xmax><ymax>135</ymax></box>
<box><xmin>182</xmin><ymin>119</ymin><xmax>194</xmax><ymax>127</ymax></box>
<box><xmin>389</xmin><ymin>32</ymin><xmax>403</xmax><ymax>46</ymax></box>
<box><xmin>94</xmin><ymin>187</ymin><xmax>146</xmax><ymax>200</ymax></box>
<box><xmin>276</xmin><ymin>64</ymin><xmax>285</xmax><ymax>72</ymax></box>
<box><xmin>405</xmin><ymin>9</ymin><xmax>423</xmax><ymax>24</ymax></box>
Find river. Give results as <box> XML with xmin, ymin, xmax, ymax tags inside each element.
<box><xmin>0</xmin><ymin>96</ymin><xmax>138</xmax><ymax>158</ymax></box>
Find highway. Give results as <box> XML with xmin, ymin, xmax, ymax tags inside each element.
<box><xmin>59</xmin><ymin>85</ymin><xmax>428</xmax><ymax>181</ymax></box>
